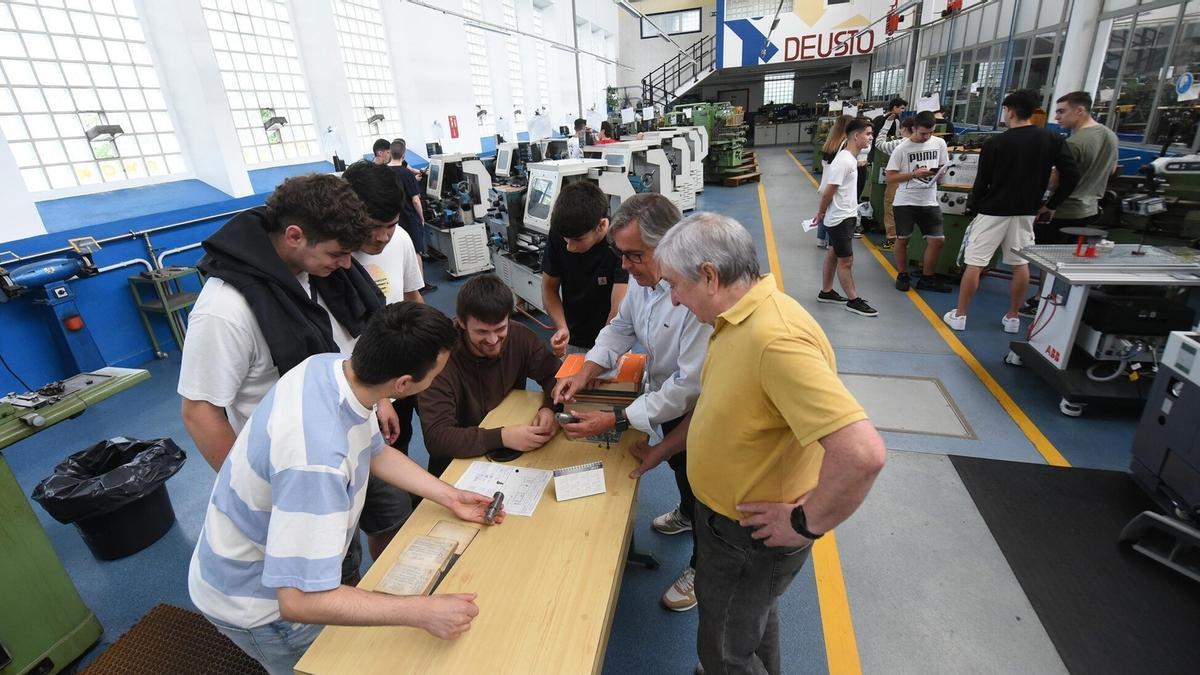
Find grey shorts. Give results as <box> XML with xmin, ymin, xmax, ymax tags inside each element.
<box><xmin>894</xmin><ymin>205</ymin><xmax>944</xmax><ymax>239</ymax></box>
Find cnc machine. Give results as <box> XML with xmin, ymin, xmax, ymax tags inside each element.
<box><xmin>583</xmin><ymin>140</ymin><xmax>681</xmax><ymax>211</ymax></box>
<box><xmin>643</xmin><ymin>128</ymin><xmax>697</xmax><ymax>211</ymax></box>
<box><xmin>423</xmin><ymin>153</ymin><xmax>494</xmax><ymax>277</ymax></box>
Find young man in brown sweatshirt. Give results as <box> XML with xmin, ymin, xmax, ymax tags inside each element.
<box><xmin>418</xmin><ymin>274</ymin><xmax>562</xmax><ymax>477</ymax></box>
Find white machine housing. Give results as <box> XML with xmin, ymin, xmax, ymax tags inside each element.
<box><xmin>426</xmin><ymin>152</ymin><xmax>492</xmax><ymax>221</ymax></box>
<box><xmin>1161</xmin><ymin>331</ymin><xmax>1200</xmax><ymax>387</ymax></box>
<box><xmin>495</xmin><ymin>143</ymin><xmax>517</xmax><ymax>178</ymax></box>
<box><xmin>523</xmin><ymin>158</ymin><xmax>635</xmax><ymax>235</ymax></box>
<box><xmin>584</xmin><ymin>140</ymin><xmax>684</xmax><ymax>212</ymax></box>
<box><xmin>424</xmin><ymin>153</ymin><xmax>494</xmax><ymax>277</ymax></box>
<box><xmin>644</xmin><ymin>128</ymin><xmax>697</xmax><ymax>211</ymax></box>
<box><xmin>942</xmin><ymin>150</ymin><xmax>980</xmax><ymax>188</ymax></box>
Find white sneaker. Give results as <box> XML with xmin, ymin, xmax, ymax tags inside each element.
<box><xmin>943</xmin><ymin>310</ymin><xmax>966</xmax><ymax>331</ymax></box>
<box><xmin>661</xmin><ymin>566</ymin><xmax>697</xmax><ymax>611</ymax></box>
<box><xmin>1002</xmin><ymin>314</ymin><xmax>1021</xmax><ymax>334</ymax></box>
<box><xmin>652</xmin><ymin>505</ymin><xmax>693</xmax><ymax>535</ymax></box>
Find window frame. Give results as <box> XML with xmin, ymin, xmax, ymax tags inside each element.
<box><xmin>640</xmin><ymin>8</ymin><xmax>702</xmax><ymax>39</ymax></box>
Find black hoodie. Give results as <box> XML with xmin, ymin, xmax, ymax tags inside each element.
<box><xmin>197</xmin><ymin>207</ymin><xmax>384</xmax><ymax>375</ymax></box>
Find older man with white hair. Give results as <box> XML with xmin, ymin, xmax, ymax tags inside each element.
<box><xmin>651</xmin><ymin>212</ymin><xmax>886</xmax><ymax>674</ymax></box>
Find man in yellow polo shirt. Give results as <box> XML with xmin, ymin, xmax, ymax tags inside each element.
<box><xmin>649</xmin><ymin>212</ymin><xmax>886</xmax><ymax>674</ymax></box>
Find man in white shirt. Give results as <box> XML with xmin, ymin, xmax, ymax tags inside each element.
<box><xmin>179</xmin><ymin>174</ymin><xmax>380</xmax><ymax>470</ymax></box>
<box><xmin>885</xmin><ymin>111</ymin><xmax>953</xmax><ymax>293</ymax></box>
<box><xmin>812</xmin><ymin>117</ymin><xmax>878</xmax><ymax>317</ymax></box>
<box><xmin>553</xmin><ymin>193</ymin><xmax>712</xmax><ymax>612</ymax></box>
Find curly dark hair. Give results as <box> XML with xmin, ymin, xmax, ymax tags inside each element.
<box><xmin>264</xmin><ymin>173</ymin><xmax>371</xmax><ymax>249</ymax></box>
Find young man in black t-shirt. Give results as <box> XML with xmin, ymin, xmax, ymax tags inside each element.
<box><xmin>541</xmin><ymin>181</ymin><xmax>629</xmax><ymax>356</ymax></box>
<box><xmin>388</xmin><ymin>138</ymin><xmax>435</xmax><ymax>293</ymax></box>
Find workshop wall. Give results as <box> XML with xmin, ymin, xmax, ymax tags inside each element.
<box><xmin>616</xmin><ymin>0</ymin><xmax>717</xmax><ymax>91</ymax></box>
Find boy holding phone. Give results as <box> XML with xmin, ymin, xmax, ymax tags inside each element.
<box><xmin>885</xmin><ymin>111</ymin><xmax>952</xmax><ymax>293</ymax></box>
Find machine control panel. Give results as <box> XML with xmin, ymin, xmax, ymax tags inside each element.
<box><xmin>942</xmin><ymin>151</ymin><xmax>980</xmax><ymax>187</ymax></box>
<box><xmin>938</xmin><ymin>190</ymin><xmax>970</xmax><ymax>215</ymax></box>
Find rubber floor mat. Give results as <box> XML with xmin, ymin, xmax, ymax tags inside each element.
<box><xmin>82</xmin><ymin>604</ymin><xmax>265</xmax><ymax>675</ymax></box>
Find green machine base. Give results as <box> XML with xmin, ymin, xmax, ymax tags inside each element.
<box><xmin>905</xmin><ymin>211</ymin><xmax>975</xmax><ymax>278</ymax></box>
<box><xmin>1</xmin><ymin>368</ymin><xmax>150</xmax><ymax>451</ymax></box>
<box><xmin>1</xmin><ymin>451</ymin><xmax>103</xmax><ymax>674</ymax></box>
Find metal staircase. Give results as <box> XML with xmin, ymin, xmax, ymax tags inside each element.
<box><xmin>641</xmin><ymin>34</ymin><xmax>717</xmax><ymax>111</ymax></box>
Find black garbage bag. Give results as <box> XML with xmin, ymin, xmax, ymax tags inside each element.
<box><xmin>31</xmin><ymin>436</ymin><xmax>187</xmax><ymax>524</ymax></box>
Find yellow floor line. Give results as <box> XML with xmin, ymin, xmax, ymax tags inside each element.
<box><xmin>784</xmin><ymin>145</ymin><xmax>1070</xmax><ymax>467</ymax></box>
<box><xmin>857</xmin><ymin>237</ymin><xmax>1070</xmax><ymax>466</ymax></box>
<box><xmin>757</xmin><ymin>163</ymin><xmax>862</xmax><ymax>675</ymax></box>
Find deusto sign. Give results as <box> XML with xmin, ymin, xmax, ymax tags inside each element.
<box><xmin>721</xmin><ymin>1</ymin><xmax>885</xmax><ymax>68</ymax></box>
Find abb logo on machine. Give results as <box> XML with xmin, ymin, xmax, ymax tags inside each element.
<box><xmin>782</xmin><ymin>29</ymin><xmax>875</xmax><ymax>61</ymax></box>
<box><xmin>1044</xmin><ymin>345</ymin><xmax>1062</xmax><ymax>363</ymax></box>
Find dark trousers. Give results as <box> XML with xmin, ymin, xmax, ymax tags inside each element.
<box><xmin>694</xmin><ymin>501</ymin><xmax>810</xmax><ymax>675</ymax></box>
<box><xmin>661</xmin><ymin>416</ymin><xmax>697</xmax><ymax>568</ymax></box>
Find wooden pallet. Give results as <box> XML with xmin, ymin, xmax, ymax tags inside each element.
<box><xmin>722</xmin><ymin>171</ymin><xmax>762</xmax><ymax>187</ymax></box>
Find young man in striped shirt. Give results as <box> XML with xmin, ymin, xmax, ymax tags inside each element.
<box><xmin>188</xmin><ymin>302</ymin><xmax>505</xmax><ymax>675</ymax></box>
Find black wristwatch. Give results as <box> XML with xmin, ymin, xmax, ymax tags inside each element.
<box><xmin>790</xmin><ymin>505</ymin><xmax>824</xmax><ymax>540</ymax></box>
<box><xmin>612</xmin><ymin>406</ymin><xmax>630</xmax><ymax>433</ymax></box>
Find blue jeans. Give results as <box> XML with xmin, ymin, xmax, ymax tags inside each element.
<box><xmin>209</xmin><ymin>617</ymin><xmax>324</xmax><ymax>675</ymax></box>
<box><xmin>816</xmin><ymin>222</ymin><xmax>827</xmax><ymax>241</ymax></box>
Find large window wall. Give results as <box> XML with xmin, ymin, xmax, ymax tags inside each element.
<box><xmin>0</xmin><ymin>0</ymin><xmax>185</xmax><ymax>193</ymax></box>
<box><xmin>915</xmin><ymin>0</ymin><xmax>1070</xmax><ymax>129</ymax></box>
<box><xmin>1095</xmin><ymin>0</ymin><xmax>1199</xmax><ymax>148</ymax></box>
<box><xmin>868</xmin><ymin>35</ymin><xmax>910</xmax><ymax>101</ymax></box>
<box><xmin>332</xmin><ymin>0</ymin><xmax>402</xmax><ymax>146</ymax></box>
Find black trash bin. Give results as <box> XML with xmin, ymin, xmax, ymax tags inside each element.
<box><xmin>31</xmin><ymin>437</ymin><xmax>187</xmax><ymax>560</ymax></box>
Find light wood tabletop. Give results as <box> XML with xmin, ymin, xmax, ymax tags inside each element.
<box><xmin>295</xmin><ymin>390</ymin><xmax>645</xmax><ymax>675</ymax></box>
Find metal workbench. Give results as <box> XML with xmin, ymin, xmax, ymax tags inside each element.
<box><xmin>1006</xmin><ymin>244</ymin><xmax>1200</xmax><ymax>416</ymax></box>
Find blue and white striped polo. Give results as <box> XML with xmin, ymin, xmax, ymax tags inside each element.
<box><xmin>188</xmin><ymin>353</ymin><xmax>383</xmax><ymax>628</ymax></box>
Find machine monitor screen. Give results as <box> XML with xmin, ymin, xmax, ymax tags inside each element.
<box><xmin>496</xmin><ymin>148</ymin><xmax>511</xmax><ymax>177</ymax></box>
<box><xmin>606</xmin><ymin>154</ymin><xmax>625</xmax><ymax>167</ymax></box>
<box><xmin>525</xmin><ymin>173</ymin><xmax>556</xmax><ymax>226</ymax></box>
<box><xmin>428</xmin><ymin>163</ymin><xmax>442</xmax><ymax>196</ymax></box>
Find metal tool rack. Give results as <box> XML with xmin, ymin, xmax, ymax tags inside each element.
<box><xmin>1005</xmin><ymin>244</ymin><xmax>1200</xmax><ymax>416</ymax></box>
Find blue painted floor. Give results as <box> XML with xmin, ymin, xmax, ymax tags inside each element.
<box><xmin>3</xmin><ymin>153</ymin><xmax>1143</xmax><ymax>673</ymax></box>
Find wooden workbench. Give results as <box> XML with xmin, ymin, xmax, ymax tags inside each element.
<box><xmin>295</xmin><ymin>391</ymin><xmax>644</xmax><ymax>675</ymax></box>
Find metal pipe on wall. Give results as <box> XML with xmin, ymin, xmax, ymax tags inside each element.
<box><xmin>0</xmin><ymin>209</ymin><xmax>243</xmax><ymax>266</ymax></box>
<box><xmin>156</xmin><ymin>243</ymin><xmax>203</xmax><ymax>269</ymax></box>
<box><xmin>96</xmin><ymin>258</ymin><xmax>154</xmax><ymax>275</ymax></box>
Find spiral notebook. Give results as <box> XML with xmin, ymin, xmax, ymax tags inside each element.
<box><xmin>553</xmin><ymin>461</ymin><xmax>606</xmax><ymax>501</ymax></box>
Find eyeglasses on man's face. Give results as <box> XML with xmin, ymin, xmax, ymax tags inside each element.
<box><xmin>609</xmin><ymin>244</ymin><xmax>644</xmax><ymax>264</ymax></box>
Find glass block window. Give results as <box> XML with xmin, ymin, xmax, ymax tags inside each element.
<box><xmin>763</xmin><ymin>72</ymin><xmax>794</xmax><ymax>105</ymax></box>
<box><xmin>501</xmin><ymin>0</ymin><xmax>525</xmax><ymax>133</ymax></box>
<box><xmin>724</xmin><ymin>0</ymin><xmax>779</xmax><ymax>21</ymax></box>
<box><xmin>200</xmin><ymin>0</ymin><xmax>317</xmax><ymax>166</ymax></box>
<box><xmin>332</xmin><ymin>0</ymin><xmax>400</xmax><ymax>148</ymax></box>
<box><xmin>462</xmin><ymin>0</ymin><xmax>494</xmax><ymax>136</ymax></box>
<box><xmin>0</xmin><ymin>0</ymin><xmax>185</xmax><ymax>193</ymax></box>
<box><xmin>531</xmin><ymin>7</ymin><xmax>549</xmax><ymax>116</ymax></box>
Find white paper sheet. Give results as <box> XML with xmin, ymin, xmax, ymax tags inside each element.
<box><xmin>621</xmin><ymin>107</ymin><xmax>636</xmax><ymax>124</ymax></box>
<box><xmin>864</xmin><ymin>108</ymin><xmax>885</xmax><ymax>119</ymax></box>
<box><xmin>454</xmin><ymin>462</ymin><xmax>553</xmax><ymax>517</ymax></box>
<box><xmin>916</xmin><ymin>94</ymin><xmax>940</xmax><ymax>112</ymax></box>
<box><xmin>843</xmin><ymin>104</ymin><xmax>859</xmax><ymax>118</ymax></box>
<box><xmin>642</xmin><ymin>106</ymin><xmax>656</xmax><ymax>120</ymax></box>
<box><xmin>553</xmin><ymin>461</ymin><xmax>606</xmax><ymax>501</ymax></box>
<box><xmin>828</xmin><ymin>100</ymin><xmax>844</xmax><ymax>112</ymax></box>
<box><xmin>801</xmin><ymin>218</ymin><xmax>819</xmax><ymax>233</ymax></box>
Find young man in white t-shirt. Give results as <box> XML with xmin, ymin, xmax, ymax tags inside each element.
<box><xmin>885</xmin><ymin>111</ymin><xmax>953</xmax><ymax>293</ymax></box>
<box><xmin>812</xmin><ymin>117</ymin><xmax>878</xmax><ymax>318</ymax></box>
<box><xmin>179</xmin><ymin>174</ymin><xmax>379</xmax><ymax>471</ymax></box>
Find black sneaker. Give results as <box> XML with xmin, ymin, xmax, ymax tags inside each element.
<box><xmin>852</xmin><ymin>225</ymin><xmax>864</xmax><ymax>239</ymax></box>
<box><xmin>817</xmin><ymin>289</ymin><xmax>848</xmax><ymax>304</ymax></box>
<box><xmin>1017</xmin><ymin>303</ymin><xmax>1038</xmax><ymax>318</ymax></box>
<box><xmin>894</xmin><ymin>274</ymin><xmax>910</xmax><ymax>292</ymax></box>
<box><xmin>420</xmin><ymin>284</ymin><xmax>438</xmax><ymax>293</ymax></box>
<box><xmin>916</xmin><ymin>276</ymin><xmax>953</xmax><ymax>293</ymax></box>
<box><xmin>845</xmin><ymin>297</ymin><xmax>879</xmax><ymax>317</ymax></box>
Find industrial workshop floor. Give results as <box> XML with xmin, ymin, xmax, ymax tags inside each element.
<box><xmin>4</xmin><ymin>147</ymin><xmax>1169</xmax><ymax>674</ymax></box>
